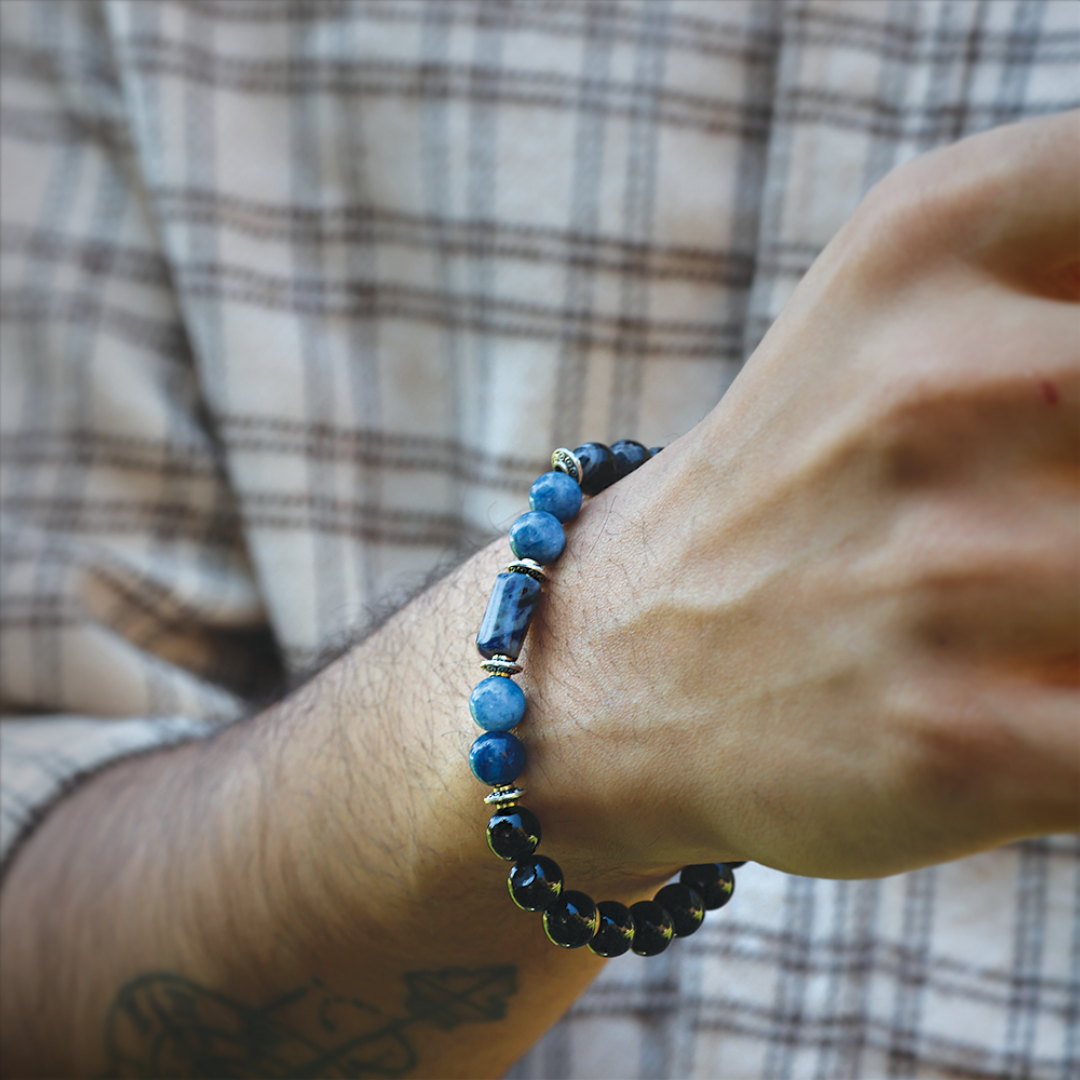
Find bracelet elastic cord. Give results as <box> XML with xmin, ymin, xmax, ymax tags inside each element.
<box><xmin>468</xmin><ymin>440</ymin><xmax>746</xmax><ymax>957</ymax></box>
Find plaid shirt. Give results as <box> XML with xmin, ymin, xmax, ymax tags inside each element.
<box><xmin>2</xmin><ymin>2</ymin><xmax>1077</xmax><ymax>1076</ymax></box>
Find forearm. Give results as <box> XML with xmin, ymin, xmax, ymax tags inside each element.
<box><xmin>0</xmin><ymin>536</ymin><xmax>672</xmax><ymax>1079</ymax></box>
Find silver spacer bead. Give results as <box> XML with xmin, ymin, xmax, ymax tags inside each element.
<box><xmin>507</xmin><ymin>558</ymin><xmax>548</xmax><ymax>583</ymax></box>
<box><xmin>551</xmin><ymin>447</ymin><xmax>582</xmax><ymax>484</ymax></box>
<box><xmin>485</xmin><ymin>785</ymin><xmax>527</xmax><ymax>807</ymax></box>
<box><xmin>480</xmin><ymin>655</ymin><xmax>522</xmax><ymax>676</ymax></box>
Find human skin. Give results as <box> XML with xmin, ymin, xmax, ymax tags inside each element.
<box><xmin>1</xmin><ymin>112</ymin><xmax>1077</xmax><ymax>1078</ymax></box>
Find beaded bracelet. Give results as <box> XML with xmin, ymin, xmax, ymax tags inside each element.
<box><xmin>468</xmin><ymin>440</ymin><xmax>745</xmax><ymax>957</ymax></box>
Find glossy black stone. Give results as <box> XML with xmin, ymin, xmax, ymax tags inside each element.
<box><xmin>572</xmin><ymin>442</ymin><xmax>618</xmax><ymax>495</ymax></box>
<box><xmin>726</xmin><ymin>861</ymin><xmax>747</xmax><ymax>869</ymax></box>
<box><xmin>680</xmin><ymin>863</ymin><xmax>736</xmax><ymax>911</ymax></box>
<box><xmin>542</xmin><ymin>889</ymin><xmax>599</xmax><ymax>949</ymax></box>
<box><xmin>628</xmin><ymin>900</ymin><xmax>674</xmax><ymax>957</ymax></box>
<box><xmin>587</xmin><ymin>900</ymin><xmax>636</xmax><ymax>958</ymax></box>
<box><xmin>610</xmin><ymin>439</ymin><xmax>650</xmax><ymax>479</ymax></box>
<box><xmin>486</xmin><ymin>807</ymin><xmax>542</xmax><ymax>861</ymax></box>
<box><xmin>648</xmin><ymin>446</ymin><xmax>663</xmax><ymax>457</ymax></box>
<box><xmin>476</xmin><ymin>571</ymin><xmax>542</xmax><ymax>660</ymax></box>
<box><xmin>508</xmin><ymin>855</ymin><xmax>564</xmax><ymax>912</ymax></box>
<box><xmin>654</xmin><ymin>882</ymin><xmax>706</xmax><ymax>937</ymax></box>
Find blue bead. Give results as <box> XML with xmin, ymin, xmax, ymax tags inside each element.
<box><xmin>611</xmin><ymin>439</ymin><xmax>650</xmax><ymax>479</ymax></box>
<box><xmin>476</xmin><ymin>572</ymin><xmax>542</xmax><ymax>660</ymax></box>
<box><xmin>469</xmin><ymin>731</ymin><xmax>526</xmax><ymax>786</ymax></box>
<box><xmin>529</xmin><ymin>471</ymin><xmax>583</xmax><ymax>523</ymax></box>
<box><xmin>509</xmin><ymin>511</ymin><xmax>565</xmax><ymax>565</ymax></box>
<box><xmin>469</xmin><ymin>676</ymin><xmax>527</xmax><ymax>731</ymax></box>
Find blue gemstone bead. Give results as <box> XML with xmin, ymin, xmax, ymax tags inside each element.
<box><xmin>529</xmin><ymin>471</ymin><xmax>583</xmax><ymax>523</ymax></box>
<box><xmin>611</xmin><ymin>439</ymin><xmax>650</xmax><ymax>479</ymax></box>
<box><xmin>469</xmin><ymin>731</ymin><xmax>526</xmax><ymax>786</ymax></box>
<box><xmin>573</xmin><ymin>442</ymin><xmax>617</xmax><ymax>495</ymax></box>
<box><xmin>509</xmin><ymin>511</ymin><xmax>565</xmax><ymax>565</ymax></box>
<box><xmin>476</xmin><ymin>572</ymin><xmax>542</xmax><ymax>659</ymax></box>
<box><xmin>469</xmin><ymin>676</ymin><xmax>527</xmax><ymax>731</ymax></box>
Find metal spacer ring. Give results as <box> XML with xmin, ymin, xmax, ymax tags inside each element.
<box><xmin>551</xmin><ymin>447</ymin><xmax>582</xmax><ymax>484</ymax></box>
<box><xmin>481</xmin><ymin>655</ymin><xmax>522</xmax><ymax>677</ymax></box>
<box><xmin>507</xmin><ymin>558</ymin><xmax>548</xmax><ymax>583</ymax></box>
<box><xmin>485</xmin><ymin>785</ymin><xmax>527</xmax><ymax>807</ymax></box>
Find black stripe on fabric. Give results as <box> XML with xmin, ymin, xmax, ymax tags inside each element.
<box><xmin>552</xmin><ymin>1</ymin><xmax>620</xmax><ymax>447</ymax></box>
<box><xmin>0</xmin><ymin>431</ymin><xmax>221</xmax><ymax>478</ymax></box>
<box><xmin>4</xmin><ymin>208</ymin><xmax>824</xmax><ymax>292</ymax></box>
<box><xmin>1</xmin><ymin>494</ymin><xmax>487</xmax><ymax>549</ymax></box>
<box><xmin>0</xmin><ymin>225</ymin><xmax>172</xmax><ymax>286</ymax></box>
<box><xmin>1004</xmin><ymin>841</ymin><xmax>1050</xmax><ymax>1078</ymax></box>
<box><xmin>0</xmin><ymin>291</ymin><xmax>193</xmax><ymax>363</ymax></box>
<box><xmin>887</xmin><ymin>868</ymin><xmax>938</xmax><ymax>1079</ymax></box>
<box><xmin>170</xmin><ymin>264</ymin><xmax>743</xmax><ymax>357</ymax></box>
<box><xmin>146</xmin><ymin>189</ymin><xmax>762</xmax><ymax>285</ymax></box>
<box><xmin>607</xmin><ymin>0</ymin><xmax>670</xmax><ymax>442</ymax></box>
<box><xmin>84</xmin><ymin>35</ymin><xmax>1079</xmax><ymax>141</ymax></box>
<box><xmin>179</xmin><ymin>0</ymin><xmax>781</xmax><ymax>65</ymax></box>
<box><xmin>175</xmin><ymin>0</ymin><xmax>1080</xmax><ymax>66</ymax></box>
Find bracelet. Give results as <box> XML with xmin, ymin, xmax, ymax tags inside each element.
<box><xmin>468</xmin><ymin>440</ymin><xmax>745</xmax><ymax>957</ymax></box>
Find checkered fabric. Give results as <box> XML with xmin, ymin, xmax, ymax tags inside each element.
<box><xmin>2</xmin><ymin>2</ymin><xmax>1077</xmax><ymax>1076</ymax></box>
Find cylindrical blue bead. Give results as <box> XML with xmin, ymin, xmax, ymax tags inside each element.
<box><xmin>509</xmin><ymin>511</ymin><xmax>565</xmax><ymax>565</ymax></box>
<box><xmin>469</xmin><ymin>676</ymin><xmax>527</xmax><ymax>731</ymax></box>
<box><xmin>529</xmin><ymin>471</ymin><xmax>583</xmax><ymax>523</ymax></box>
<box><xmin>469</xmin><ymin>731</ymin><xmax>526</xmax><ymax>786</ymax></box>
<box><xmin>476</xmin><ymin>572</ymin><xmax>542</xmax><ymax>659</ymax></box>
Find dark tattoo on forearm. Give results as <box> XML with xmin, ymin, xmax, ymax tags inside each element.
<box><xmin>101</xmin><ymin>966</ymin><xmax>517</xmax><ymax>1078</ymax></box>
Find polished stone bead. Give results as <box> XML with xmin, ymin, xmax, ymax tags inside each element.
<box><xmin>629</xmin><ymin>900</ymin><xmax>674</xmax><ymax>956</ymax></box>
<box><xmin>469</xmin><ymin>676</ymin><xmax>527</xmax><ymax>732</ymax></box>
<box><xmin>572</xmin><ymin>442</ymin><xmax>618</xmax><ymax>495</ymax></box>
<box><xmin>649</xmin><ymin>446</ymin><xmax>663</xmax><ymax>457</ymax></box>
<box><xmin>726</xmin><ymin>861</ymin><xmax>747</xmax><ymax>869</ymax></box>
<box><xmin>508</xmin><ymin>855</ymin><xmax>564</xmax><ymax>911</ymax></box>
<box><xmin>469</xmin><ymin>731</ymin><xmax>526</xmax><ymax>786</ymax></box>
<box><xmin>476</xmin><ymin>572</ymin><xmax>542</xmax><ymax>660</ymax></box>
<box><xmin>654</xmin><ymin>882</ymin><xmax>706</xmax><ymax>937</ymax></box>
<box><xmin>587</xmin><ymin>900</ymin><xmax>636</xmax><ymax>958</ymax></box>
<box><xmin>529</xmin><ymin>470</ymin><xmax>583</xmax><ymax>523</ymax></box>
<box><xmin>486</xmin><ymin>806</ymin><xmax>542</xmax><ymax>861</ymax></box>
<box><xmin>680</xmin><ymin>863</ymin><xmax>736</xmax><ymax>910</ymax></box>
<box><xmin>611</xmin><ymin>439</ymin><xmax>650</xmax><ymax>479</ymax></box>
<box><xmin>509</xmin><ymin>510</ymin><xmax>565</xmax><ymax>565</ymax></box>
<box><xmin>543</xmin><ymin>890</ymin><xmax>600</xmax><ymax>949</ymax></box>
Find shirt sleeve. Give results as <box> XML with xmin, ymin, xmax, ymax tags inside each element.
<box><xmin>0</xmin><ymin>0</ymin><xmax>283</xmax><ymax>865</ymax></box>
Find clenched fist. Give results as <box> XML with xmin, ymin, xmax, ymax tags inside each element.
<box><xmin>526</xmin><ymin>111</ymin><xmax>1080</xmax><ymax>882</ymax></box>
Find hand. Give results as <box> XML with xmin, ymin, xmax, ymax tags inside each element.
<box><xmin>525</xmin><ymin>111</ymin><xmax>1080</xmax><ymax>881</ymax></box>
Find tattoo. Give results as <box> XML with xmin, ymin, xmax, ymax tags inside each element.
<box><xmin>101</xmin><ymin>966</ymin><xmax>517</xmax><ymax>1078</ymax></box>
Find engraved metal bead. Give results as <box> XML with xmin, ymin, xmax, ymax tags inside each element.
<box><xmin>480</xmin><ymin>655</ymin><xmax>522</xmax><ymax>676</ymax></box>
<box><xmin>507</xmin><ymin>558</ymin><xmax>548</xmax><ymax>583</ymax></box>
<box><xmin>550</xmin><ymin>447</ymin><xmax>582</xmax><ymax>484</ymax></box>
<box><xmin>484</xmin><ymin>785</ymin><xmax>528</xmax><ymax>806</ymax></box>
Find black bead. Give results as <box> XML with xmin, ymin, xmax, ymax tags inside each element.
<box><xmin>654</xmin><ymin>882</ymin><xmax>705</xmax><ymax>937</ymax></box>
<box><xmin>725</xmin><ymin>861</ymin><xmax>747</xmax><ymax>869</ymax></box>
<box><xmin>542</xmin><ymin>890</ymin><xmax>599</xmax><ymax>949</ymax></box>
<box><xmin>679</xmin><ymin>863</ymin><xmax>736</xmax><ymax>911</ymax></box>
<box><xmin>610</xmin><ymin>440</ymin><xmax>650</xmax><ymax>479</ymax></box>
<box><xmin>508</xmin><ymin>855</ymin><xmax>563</xmax><ymax>912</ymax></box>
<box><xmin>486</xmin><ymin>807</ymin><xmax>542</xmax><ymax>861</ymax></box>
<box><xmin>648</xmin><ymin>446</ymin><xmax>663</xmax><ymax>457</ymax></box>
<box><xmin>628</xmin><ymin>900</ymin><xmax>674</xmax><ymax>957</ymax></box>
<box><xmin>587</xmin><ymin>900</ymin><xmax>636</xmax><ymax>958</ymax></box>
<box><xmin>572</xmin><ymin>442</ymin><xmax>617</xmax><ymax>496</ymax></box>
